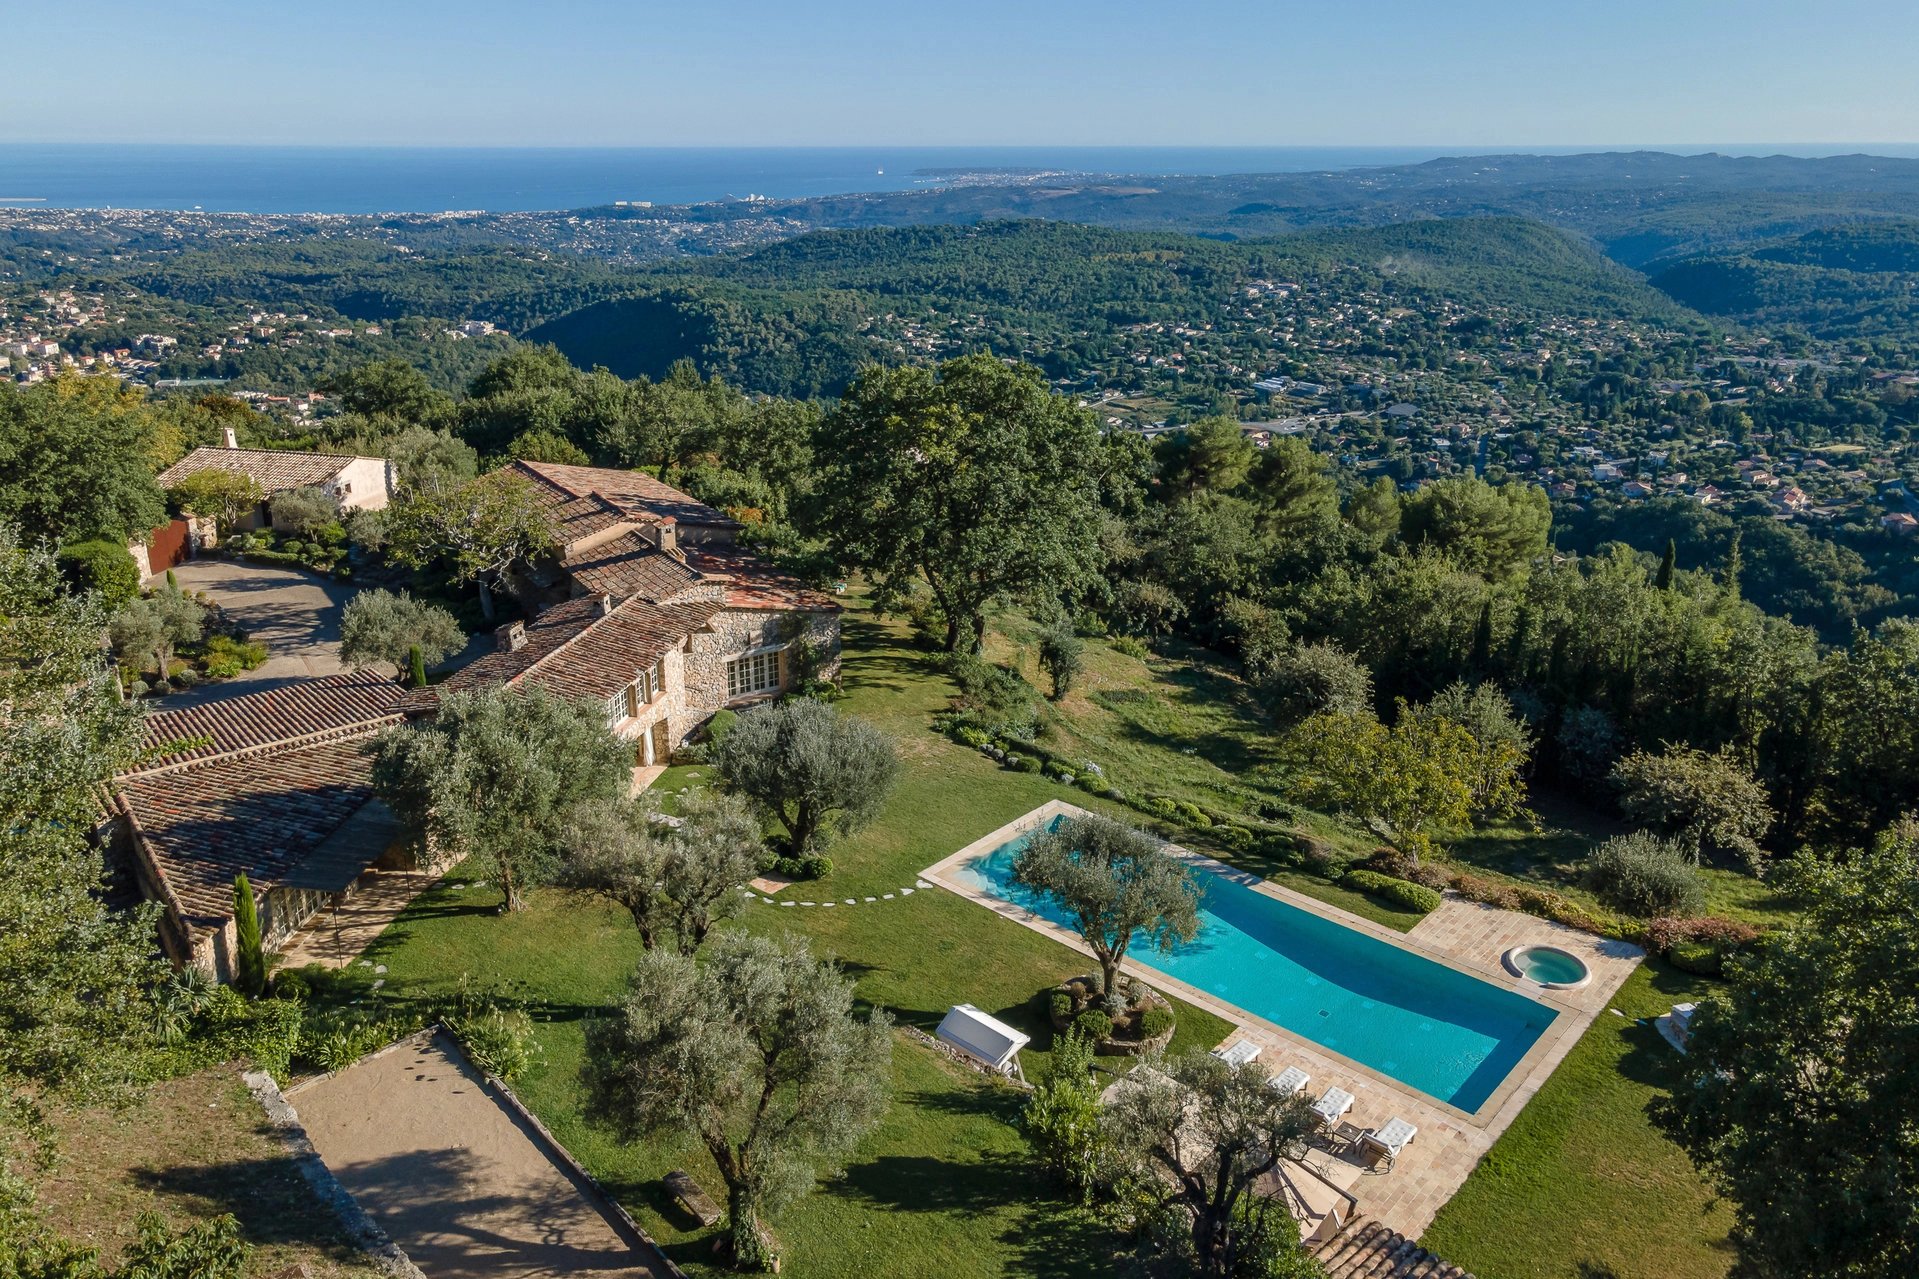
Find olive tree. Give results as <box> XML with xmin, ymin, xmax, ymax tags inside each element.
<box><xmin>168</xmin><ymin>470</ymin><xmax>263</xmax><ymax>536</ymax></box>
<box><xmin>1037</xmin><ymin>618</ymin><xmax>1084</xmax><ymax>701</ymax></box>
<box><xmin>557</xmin><ymin>790</ymin><xmax>764</xmax><ymax>954</ymax></box>
<box><xmin>1102</xmin><ymin>1051</ymin><xmax>1321</xmax><ymax>1278</ymax></box>
<box><xmin>1011</xmin><ymin>813</ymin><xmax>1200</xmax><ymax>1007</ymax></box>
<box><xmin>582</xmin><ymin>934</ymin><xmax>892</xmax><ymax>1271</ymax></box>
<box><xmin>1255</xmin><ymin>640</ymin><xmax>1374</xmax><ymax>724</ymax></box>
<box><xmin>107</xmin><ymin>586</ymin><xmax>205</xmax><ymax>682</ymax></box>
<box><xmin>339</xmin><ymin>589</ymin><xmax>465</xmax><ymax>672</ymax></box>
<box><xmin>711</xmin><ymin>698</ymin><xmax>898</xmax><ymax>855</ymax></box>
<box><xmin>371</xmin><ymin>685</ymin><xmax>631</xmax><ymax>912</ymax></box>
<box><xmin>268</xmin><ymin>484</ymin><xmax>340</xmax><ymax>539</ymax></box>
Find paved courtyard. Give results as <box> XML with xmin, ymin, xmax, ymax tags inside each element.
<box><xmin>276</xmin><ymin>870</ymin><xmax>441</xmax><ymax>970</ymax></box>
<box><xmin>288</xmin><ymin>1031</ymin><xmax>667</xmax><ymax>1279</ymax></box>
<box><xmin>163</xmin><ymin>560</ymin><xmax>364</xmax><ymax>704</ymax></box>
<box><xmin>922</xmin><ymin>800</ymin><xmax>1645</xmax><ymax>1239</ymax></box>
<box><xmin>159</xmin><ymin>558</ymin><xmax>488</xmax><ymax>708</ymax></box>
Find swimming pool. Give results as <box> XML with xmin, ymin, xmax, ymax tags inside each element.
<box><xmin>954</xmin><ymin>818</ymin><xmax>1557</xmax><ymax>1112</ymax></box>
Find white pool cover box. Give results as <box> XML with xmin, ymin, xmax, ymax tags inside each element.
<box><xmin>937</xmin><ymin>1003</ymin><xmax>1033</xmax><ymax>1079</ymax></box>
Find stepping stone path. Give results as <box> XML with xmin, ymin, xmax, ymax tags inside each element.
<box><xmin>743</xmin><ymin>881</ymin><xmax>934</xmax><ymax>908</ymax></box>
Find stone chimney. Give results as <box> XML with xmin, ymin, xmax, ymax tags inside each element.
<box><xmin>494</xmin><ymin>621</ymin><xmax>527</xmax><ymax>653</ymax></box>
<box><xmin>222</xmin><ymin>426</ymin><xmax>239</xmax><ymax>448</ymax></box>
<box><xmin>597</xmin><ymin>593</ymin><xmax>616</xmax><ymax>617</ymax></box>
<box><xmin>641</xmin><ymin>519</ymin><xmax>679</xmax><ymax>554</ymax></box>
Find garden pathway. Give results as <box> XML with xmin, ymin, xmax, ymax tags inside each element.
<box><xmin>739</xmin><ymin>879</ymin><xmax>934</xmax><ymax>907</ymax></box>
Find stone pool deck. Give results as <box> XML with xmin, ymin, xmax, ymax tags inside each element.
<box><xmin>920</xmin><ymin>799</ymin><xmax>1644</xmax><ymax>1239</ymax></box>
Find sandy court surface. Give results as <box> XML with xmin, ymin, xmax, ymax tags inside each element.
<box><xmin>288</xmin><ymin>1032</ymin><xmax>664</xmax><ymax>1279</ymax></box>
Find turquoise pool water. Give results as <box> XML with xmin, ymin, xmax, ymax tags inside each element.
<box><xmin>956</xmin><ymin>819</ymin><xmax>1557</xmax><ymax>1111</ymax></box>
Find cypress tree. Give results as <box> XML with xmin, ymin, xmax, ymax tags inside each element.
<box><xmin>1656</xmin><ymin>538</ymin><xmax>1677</xmax><ymax>590</ymax></box>
<box><xmin>1546</xmin><ymin>628</ymin><xmax>1571</xmax><ymax>698</ymax></box>
<box><xmin>1505</xmin><ymin>605</ymin><xmax>1532</xmax><ymax>679</ymax></box>
<box><xmin>1723</xmin><ymin>529</ymin><xmax>1743</xmax><ymax>601</ymax></box>
<box><xmin>232</xmin><ymin>873</ymin><xmax>265</xmax><ymax>997</ymax></box>
<box><xmin>408</xmin><ymin>643</ymin><xmax>428</xmax><ymax>689</ymax></box>
<box><xmin>1469</xmin><ymin>599</ymin><xmax>1494</xmax><ymax>675</ymax></box>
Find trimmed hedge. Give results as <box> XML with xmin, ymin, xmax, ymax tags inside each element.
<box><xmin>57</xmin><ymin>539</ymin><xmax>141</xmax><ymax>605</ymax></box>
<box><xmin>1340</xmin><ymin>869</ymin><xmax>1443</xmax><ymax>914</ymax></box>
<box><xmin>1138</xmin><ymin>1007</ymin><xmax>1175</xmax><ymax>1039</ymax></box>
<box><xmin>1667</xmin><ymin>941</ymin><xmax>1725</xmax><ymax>976</ymax></box>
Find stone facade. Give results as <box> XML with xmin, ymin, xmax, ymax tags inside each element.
<box><xmin>606</xmin><ymin>643</ymin><xmax>689</xmax><ymax>764</ymax></box>
<box><xmin>683</xmin><ymin>607</ymin><xmax>842</xmax><ymax>724</ymax></box>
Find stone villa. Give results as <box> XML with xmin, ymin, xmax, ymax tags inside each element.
<box><xmin>109</xmin><ymin>459</ymin><xmax>839</xmax><ymax>979</ymax></box>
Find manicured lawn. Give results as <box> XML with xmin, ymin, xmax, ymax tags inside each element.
<box><xmin>356</xmin><ymin>595</ymin><xmax>1741</xmax><ymax>1278</ymax></box>
<box><xmin>1421</xmin><ymin>962</ymin><xmax>1736</xmax><ymax>1279</ymax></box>
<box><xmin>356</xmin><ymin>600</ymin><xmax>1254</xmax><ymax>1276</ymax></box>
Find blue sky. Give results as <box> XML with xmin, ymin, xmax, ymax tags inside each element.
<box><xmin>6</xmin><ymin>0</ymin><xmax>1916</xmax><ymax>147</ymax></box>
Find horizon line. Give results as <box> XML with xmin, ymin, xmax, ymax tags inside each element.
<box><xmin>5</xmin><ymin>140</ymin><xmax>1919</xmax><ymax>152</ymax></box>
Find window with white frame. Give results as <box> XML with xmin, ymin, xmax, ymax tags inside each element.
<box><xmin>726</xmin><ymin>647</ymin><xmax>783</xmax><ymax>700</ymax></box>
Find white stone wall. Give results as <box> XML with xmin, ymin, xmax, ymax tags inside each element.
<box><xmin>331</xmin><ymin>456</ymin><xmax>392</xmax><ymax>511</ymax></box>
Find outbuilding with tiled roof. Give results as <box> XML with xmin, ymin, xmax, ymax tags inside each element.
<box><xmin>111</xmin><ymin>673</ymin><xmax>415</xmax><ymax>978</ymax></box>
<box><xmin>159</xmin><ymin>443</ymin><xmax>392</xmax><ymax>512</ymax></box>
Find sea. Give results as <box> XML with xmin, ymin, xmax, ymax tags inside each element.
<box><xmin>5</xmin><ymin>143</ymin><xmax>1912</xmax><ymax>216</ymax></box>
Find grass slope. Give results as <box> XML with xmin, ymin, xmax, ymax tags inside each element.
<box><xmin>355</xmin><ymin>595</ymin><xmax>1733</xmax><ymax>1278</ymax></box>
<box><xmin>34</xmin><ymin>1071</ymin><xmax>384</xmax><ymax>1277</ymax></box>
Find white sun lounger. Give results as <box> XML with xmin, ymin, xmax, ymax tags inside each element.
<box><xmin>1361</xmin><ymin>1116</ymin><xmax>1417</xmax><ymax>1166</ymax></box>
<box><xmin>1269</xmin><ymin>1065</ymin><xmax>1310</xmax><ymax>1096</ymax></box>
<box><xmin>1311</xmin><ymin>1087</ymin><xmax>1355</xmax><ymax>1126</ymax></box>
<box><xmin>1212</xmin><ymin>1039</ymin><xmax>1261</xmax><ymax>1067</ymax></box>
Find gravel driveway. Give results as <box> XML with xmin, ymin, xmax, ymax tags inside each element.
<box><xmin>289</xmin><ymin>1032</ymin><xmax>667</xmax><ymax>1278</ymax></box>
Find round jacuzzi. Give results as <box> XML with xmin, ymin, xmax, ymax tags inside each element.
<box><xmin>1503</xmin><ymin>944</ymin><xmax>1592</xmax><ymax>990</ymax></box>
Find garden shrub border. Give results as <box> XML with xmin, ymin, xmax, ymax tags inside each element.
<box><xmin>1339</xmin><ymin>869</ymin><xmax>1443</xmax><ymax>915</ymax></box>
<box><xmin>1046</xmin><ymin>976</ymin><xmax>1176</xmax><ymax>1057</ymax></box>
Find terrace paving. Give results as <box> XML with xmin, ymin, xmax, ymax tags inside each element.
<box><xmin>922</xmin><ymin>800</ymin><xmax>1644</xmax><ymax>1239</ymax></box>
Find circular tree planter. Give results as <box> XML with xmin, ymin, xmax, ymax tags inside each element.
<box><xmin>1048</xmin><ymin>975</ymin><xmax>1177</xmax><ymax>1056</ymax></box>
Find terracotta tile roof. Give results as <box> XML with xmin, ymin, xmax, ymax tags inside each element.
<box><xmin>561</xmin><ymin>532</ymin><xmax>710</xmax><ymax>603</ymax></box>
<box><xmin>135</xmin><ymin>673</ymin><xmax>411</xmax><ymax>771</ymax></box>
<box><xmin>512</xmin><ymin>459</ymin><xmax>737</xmax><ymax>530</ymax></box>
<box><xmin>428</xmin><ymin>596</ymin><xmax>610</xmax><ymax>696</ymax></box>
<box><xmin>682</xmin><ymin>545</ymin><xmax>841</xmax><ymax>612</ymax></box>
<box><xmin>516</xmin><ymin>468</ymin><xmax>633</xmax><ymax>549</ymax></box>
<box><xmin>116</xmin><ymin>732</ymin><xmax>388</xmax><ymax>938</ymax></box>
<box><xmin>1314</xmin><ymin>1219</ymin><xmax>1473</xmax><ymax>1278</ymax></box>
<box><xmin>430</xmin><ymin>593</ymin><xmax>723</xmax><ymax>704</ymax></box>
<box><xmin>158</xmin><ymin>446</ymin><xmax>360</xmax><ymax>493</ymax></box>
